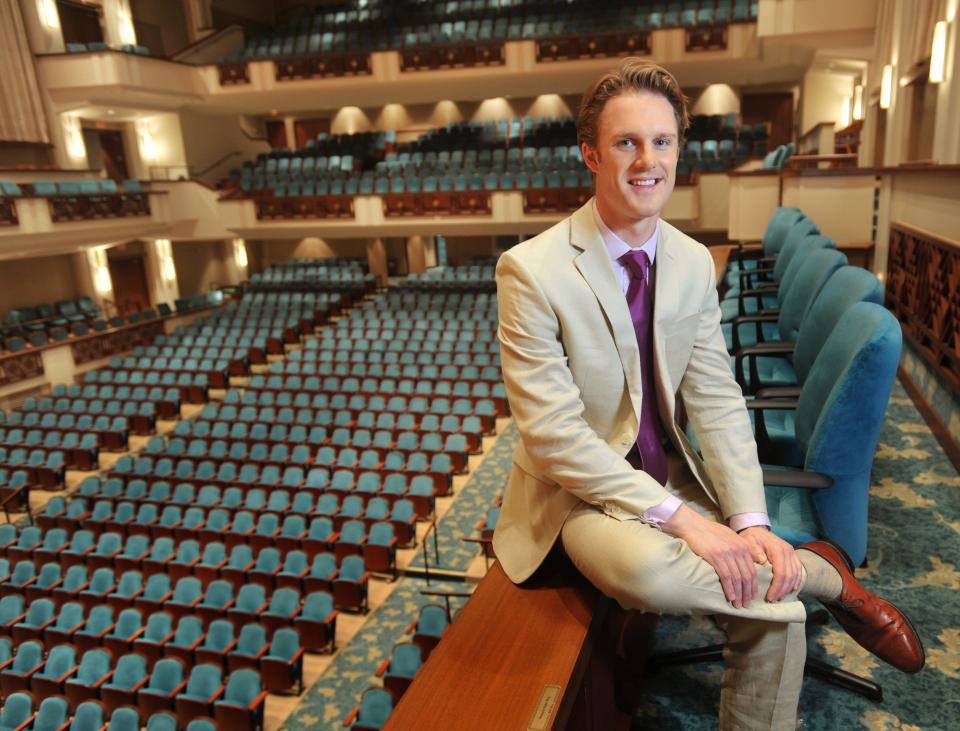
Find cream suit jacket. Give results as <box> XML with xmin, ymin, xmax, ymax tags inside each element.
<box><xmin>492</xmin><ymin>199</ymin><xmax>767</xmax><ymax>584</ymax></box>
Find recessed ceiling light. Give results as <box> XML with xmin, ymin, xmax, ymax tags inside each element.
<box><xmin>107</xmin><ymin>109</ymin><xmax>115</xmax><ymax>115</ymax></box>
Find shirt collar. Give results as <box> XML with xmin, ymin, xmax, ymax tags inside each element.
<box><xmin>592</xmin><ymin>200</ymin><xmax>659</xmax><ymax>266</ymax></box>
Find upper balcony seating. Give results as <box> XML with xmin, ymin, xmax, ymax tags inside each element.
<box><xmin>65</xmin><ymin>42</ymin><xmax>150</xmax><ymax>56</ymax></box>
<box><xmin>0</xmin><ymin>179</ymin><xmax>149</xmax><ymax>223</ymax></box>
<box><xmin>219</xmin><ymin>0</ymin><xmax>759</xmax><ymax>82</ymax></box>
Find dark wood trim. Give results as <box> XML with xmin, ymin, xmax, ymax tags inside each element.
<box><xmin>0</xmin><ymin>141</ymin><xmax>54</xmax><ymax>149</ymax></box>
<box><xmin>168</xmin><ymin>24</ymin><xmax>242</xmax><ymax>59</ymax></box>
<box><xmin>727</xmin><ymin>169</ymin><xmax>780</xmax><ymax>178</ymax></box>
<box><xmin>880</xmin><ymin>163</ymin><xmax>960</xmax><ymax>175</ymax></box>
<box><xmin>897</xmin><ymin>366</ymin><xmax>960</xmax><ymax>473</ymax></box>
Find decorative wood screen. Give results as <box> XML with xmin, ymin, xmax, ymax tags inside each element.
<box><xmin>885</xmin><ymin>223</ymin><xmax>960</xmax><ymax>392</ymax></box>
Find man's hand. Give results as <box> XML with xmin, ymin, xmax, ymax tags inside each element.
<box><xmin>739</xmin><ymin>526</ymin><xmax>804</xmax><ymax>602</ymax></box>
<box><xmin>662</xmin><ymin>505</ymin><xmax>757</xmax><ymax>609</ymax></box>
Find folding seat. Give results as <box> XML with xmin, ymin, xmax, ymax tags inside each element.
<box><xmin>377</xmin><ymin>642</ymin><xmax>422</xmax><ymax>700</ymax></box>
<box><xmin>346</xmin><ymin>687</ymin><xmax>394</xmax><ymax>730</ymax></box>
<box><xmin>257</xmin><ymin>626</ymin><xmax>303</xmax><ymax>695</ymax></box>
<box><xmin>193</xmin><ymin>541</ymin><xmax>227</xmax><ymax>584</ymax></box>
<box><xmin>407</xmin><ymin>475</ymin><xmax>437</xmax><ymax>519</ymax></box>
<box><xmin>107</xmin><ymin>570</ymin><xmax>144</xmax><ymax>610</ymax></box>
<box><xmin>9</xmin><ymin>596</ymin><xmax>57</xmax><ymax>646</ymax></box>
<box><xmin>142</xmin><ymin>537</ymin><xmax>176</xmax><ymax>575</ymax></box>
<box><xmin>195</xmin><ymin>485</ymin><xmax>220</xmax><ymax>508</ymax></box>
<box><xmin>139</xmin><ymin>657</ymin><xmax>188</xmax><ymax>717</ymax></box>
<box><xmin>167</xmin><ymin>577</ymin><xmax>204</xmax><ymax>619</ymax></box>
<box><xmin>0</xmin><ymin>559</ymin><xmax>35</xmax><ymax>599</ymax></box>
<box><xmin>152</xmin><ymin>506</ymin><xmax>184</xmax><ymax>540</ymax></box>
<box><xmin>0</xmin><ymin>638</ymin><xmax>42</xmax><ymax>695</ymax></box>
<box><xmin>103</xmin><ymin>607</ymin><xmax>144</xmax><ymax>656</ymax></box>
<box><xmin>214</xmin><ymin>667</ymin><xmax>267</xmax><ymax>731</ymax></box>
<box><xmin>0</xmin><ymin>692</ymin><xmax>34</xmax><ymax>730</ymax></box>
<box><xmin>249</xmin><ymin>547</ymin><xmax>282</xmax><ymax>589</ymax></box>
<box><xmin>363</xmin><ymin>523</ymin><xmax>398</xmax><ymax>578</ymax></box>
<box><xmin>106</xmin><ymin>534</ymin><xmax>145</xmax><ymax>575</ymax></box>
<box><xmin>71</xmin><ymin>700</ymin><xmax>107</xmax><ymax>730</ymax></box>
<box><xmin>187</xmin><ymin>579</ymin><xmax>231</xmax><ymax>628</ymax></box>
<box><xmin>412</xmin><ymin>604</ymin><xmax>449</xmax><ymax>659</ymax></box>
<box><xmin>136</xmin><ymin>574</ymin><xmax>173</xmax><ymax>615</ymax></box>
<box><xmin>227</xmin><ymin>624</ymin><xmax>268</xmax><ymax>672</ymax></box>
<box><xmin>161</xmin><ymin>615</ymin><xmax>204</xmax><ymax>667</ymax></box>
<box><xmin>289</xmin><ymin>492</ymin><xmax>314</xmax><ymax>517</ymax></box>
<box><xmin>72</xmin><ymin>603</ymin><xmax>116</xmax><ymax>651</ymax></box>
<box><xmin>296</xmin><ymin>590</ymin><xmax>338</xmax><ymax>652</ymax></box>
<box><xmin>174</xmin><ymin>509</ymin><xmax>206</xmax><ymax>545</ymax></box>
<box><xmin>83</xmin><ymin>532</ymin><xmax>122</xmax><ymax>572</ymax></box>
<box><xmin>5</xmin><ymin>526</ymin><xmax>41</xmax><ymax>565</ymax></box>
<box><xmin>305</xmin><ymin>467</ymin><xmax>330</xmax><ymax>490</ymax></box>
<box><xmin>30</xmin><ymin>643</ymin><xmax>78</xmax><ymax>697</ymax></box>
<box><xmin>170</xmin><ymin>482</ymin><xmax>196</xmax><ymax>506</ymax></box>
<box><xmin>65</xmin><ymin>648</ymin><xmax>112</xmax><ymax>709</ymax></box>
<box><xmin>100</xmin><ymin>652</ymin><xmax>149</xmax><ymax>712</ymax></box>
<box><xmin>198</xmin><ymin>509</ymin><xmax>231</xmax><ymax>545</ymax></box>
<box><xmin>132</xmin><ymin>611</ymin><xmax>175</xmax><ymax>666</ymax></box>
<box><xmin>262</xmin><ymin>587</ymin><xmax>302</xmax><ymax>633</ymax></box>
<box><xmin>228</xmin><ymin>585</ymin><xmax>268</xmax><ymax>629</ymax></box>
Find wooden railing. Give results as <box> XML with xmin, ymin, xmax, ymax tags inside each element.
<box><xmin>885</xmin><ymin>223</ymin><xmax>960</xmax><ymax>392</ymax></box>
<box><xmin>275</xmin><ymin>51</ymin><xmax>372</xmax><ymax>80</ymax></box>
<box><xmin>536</xmin><ymin>30</ymin><xmax>651</xmax><ymax>62</ymax></box>
<box><xmin>400</xmin><ymin>41</ymin><xmax>504</xmax><ymax>71</ymax></box>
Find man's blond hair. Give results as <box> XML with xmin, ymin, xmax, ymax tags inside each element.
<box><xmin>577</xmin><ymin>58</ymin><xmax>690</xmax><ymax>148</ymax></box>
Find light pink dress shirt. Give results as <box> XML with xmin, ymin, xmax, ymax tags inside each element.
<box><xmin>592</xmin><ymin>203</ymin><xmax>770</xmax><ymax>533</ymax></box>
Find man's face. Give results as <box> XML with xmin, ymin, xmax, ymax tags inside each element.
<box><xmin>581</xmin><ymin>90</ymin><xmax>679</xmax><ymax>233</ymax></box>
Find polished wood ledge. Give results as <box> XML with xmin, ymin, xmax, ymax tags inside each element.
<box><xmin>386</xmin><ymin>556</ymin><xmax>629</xmax><ymax>730</ymax></box>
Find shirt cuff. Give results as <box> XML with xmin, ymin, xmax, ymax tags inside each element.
<box><xmin>728</xmin><ymin>512</ymin><xmax>771</xmax><ymax>533</ymax></box>
<box><xmin>641</xmin><ymin>495</ymin><xmax>683</xmax><ymax>529</ymax></box>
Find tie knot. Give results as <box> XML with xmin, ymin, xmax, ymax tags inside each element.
<box><xmin>619</xmin><ymin>249</ymin><xmax>651</xmax><ymax>280</ymax></box>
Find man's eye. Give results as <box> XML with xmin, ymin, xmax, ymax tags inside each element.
<box><xmin>656</xmin><ymin>138</ymin><xmax>671</xmax><ymax>147</ymax></box>
<box><xmin>617</xmin><ymin>139</ymin><xmax>635</xmax><ymax>148</ymax></box>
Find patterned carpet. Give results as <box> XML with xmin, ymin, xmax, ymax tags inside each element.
<box><xmin>285</xmin><ymin>378</ymin><xmax>960</xmax><ymax>730</ymax></box>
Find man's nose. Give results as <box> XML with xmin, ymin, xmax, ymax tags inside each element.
<box><xmin>633</xmin><ymin>143</ymin><xmax>656</xmax><ymax>170</ymax></box>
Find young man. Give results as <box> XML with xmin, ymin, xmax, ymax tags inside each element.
<box><xmin>493</xmin><ymin>58</ymin><xmax>923</xmax><ymax>729</ymax></box>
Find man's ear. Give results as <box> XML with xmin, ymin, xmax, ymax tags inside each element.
<box><xmin>581</xmin><ymin>143</ymin><xmax>600</xmax><ymax>174</ymax></box>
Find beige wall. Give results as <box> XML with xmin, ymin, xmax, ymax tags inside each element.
<box><xmin>171</xmin><ymin>240</ymin><xmax>232</xmax><ymax>296</ymax></box>
<box><xmin>258</xmin><ymin>238</ymin><xmax>369</xmax><ymax>269</ymax></box>
<box><xmin>0</xmin><ymin>254</ymin><xmax>79</xmax><ymax>314</ymax></box>
<box><xmin>179</xmin><ymin>110</ymin><xmax>271</xmax><ymax>186</ymax></box>
<box><xmin>444</xmin><ymin>236</ymin><xmax>497</xmax><ymax>265</ymax></box>
<box><xmin>690</xmin><ymin>84</ymin><xmax>741</xmax><ymax>116</ymax></box>
<box><xmin>800</xmin><ymin>70</ymin><xmax>856</xmax><ymax>137</ymax></box>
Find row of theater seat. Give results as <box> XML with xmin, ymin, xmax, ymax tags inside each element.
<box><xmin>65</xmin><ymin>42</ymin><xmax>150</xmax><ymax>55</ymax></box>
<box><xmin>227</xmin><ymin>0</ymin><xmax>758</xmax><ymax>63</ymax></box>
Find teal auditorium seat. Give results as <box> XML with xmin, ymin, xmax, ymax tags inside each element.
<box><xmin>724</xmin><ymin>243</ymin><xmax>843</xmax><ymax>352</ymax></box>
<box><xmin>735</xmin><ymin>266</ymin><xmax>884</xmax><ymax>393</ymax></box>
<box><xmin>756</xmin><ymin>302</ymin><xmax>902</xmax><ymax>566</ymax></box>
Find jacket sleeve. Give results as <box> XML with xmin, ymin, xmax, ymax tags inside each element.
<box><xmin>496</xmin><ymin>248</ymin><xmax>672</xmax><ymax>520</ymax></box>
<box><xmin>678</xmin><ymin>247</ymin><xmax>768</xmax><ymax>518</ymax></box>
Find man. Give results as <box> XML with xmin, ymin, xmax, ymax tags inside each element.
<box><xmin>493</xmin><ymin>58</ymin><xmax>923</xmax><ymax>729</ymax></box>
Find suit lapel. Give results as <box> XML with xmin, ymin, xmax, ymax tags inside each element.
<box><xmin>569</xmin><ymin>201</ymin><xmax>643</xmax><ymax>426</ymax></box>
<box><xmin>653</xmin><ymin>221</ymin><xmax>681</xmax><ymax>423</ymax></box>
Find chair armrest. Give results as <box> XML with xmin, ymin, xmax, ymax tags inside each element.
<box><xmin>343</xmin><ymin>706</ymin><xmax>360</xmax><ymax>726</ymax></box>
<box><xmin>762</xmin><ymin>469</ymin><xmax>833</xmax><ymax>489</ymax></box>
<box><xmin>323</xmin><ymin>611</ymin><xmax>340</xmax><ymax>624</ymax></box>
<box><xmin>91</xmin><ymin>672</ymin><xmax>112</xmax><ymax>688</ymax></box>
<box><xmin>746</xmin><ymin>398</ymin><xmax>799</xmax><ymax>411</ymax></box>
<box><xmin>55</xmin><ymin>664</ymin><xmax>80</xmax><ymax>682</ymax></box>
<box><xmin>738</xmin><ymin>342</ymin><xmax>795</xmax><ymax>355</ymax></box>
<box><xmin>755</xmin><ymin>386</ymin><xmax>802</xmax><ymax>399</ymax></box>
<box><xmin>375</xmin><ymin>659</ymin><xmax>390</xmax><ymax>677</ymax></box>
<box><xmin>247</xmin><ymin>689</ymin><xmax>269</xmax><ymax>709</ymax></box>
<box><xmin>732</xmin><ymin>313</ymin><xmax>778</xmax><ymax>326</ymax></box>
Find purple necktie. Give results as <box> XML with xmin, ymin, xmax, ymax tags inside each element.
<box><xmin>619</xmin><ymin>250</ymin><xmax>669</xmax><ymax>486</ymax></box>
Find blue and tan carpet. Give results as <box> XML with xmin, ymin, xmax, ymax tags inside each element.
<box><xmin>284</xmin><ymin>380</ymin><xmax>960</xmax><ymax>730</ymax></box>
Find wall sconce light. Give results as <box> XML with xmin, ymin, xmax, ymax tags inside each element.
<box><xmin>137</xmin><ymin>121</ymin><xmax>157</xmax><ymax>161</ymax></box>
<box><xmin>233</xmin><ymin>239</ymin><xmax>248</xmax><ymax>269</ymax></box>
<box><xmin>90</xmin><ymin>248</ymin><xmax>112</xmax><ymax>294</ymax></box>
<box><xmin>117</xmin><ymin>8</ymin><xmax>137</xmax><ymax>46</ymax></box>
<box><xmin>880</xmin><ymin>64</ymin><xmax>893</xmax><ymax>109</ymax></box>
<box><xmin>62</xmin><ymin>116</ymin><xmax>86</xmax><ymax>159</ymax></box>
<box><xmin>155</xmin><ymin>239</ymin><xmax>176</xmax><ymax>281</ymax></box>
<box><xmin>38</xmin><ymin>0</ymin><xmax>59</xmax><ymax>29</ymax></box>
<box><xmin>839</xmin><ymin>96</ymin><xmax>851</xmax><ymax>128</ymax></box>
<box><xmin>853</xmin><ymin>85</ymin><xmax>864</xmax><ymax>120</ymax></box>
<box><xmin>930</xmin><ymin>21</ymin><xmax>948</xmax><ymax>83</ymax></box>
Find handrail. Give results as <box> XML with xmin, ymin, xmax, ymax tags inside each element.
<box><xmin>170</xmin><ymin>24</ymin><xmax>243</xmax><ymax>62</ymax></box>
<box><xmin>194</xmin><ymin>150</ymin><xmax>243</xmax><ymax>177</ymax></box>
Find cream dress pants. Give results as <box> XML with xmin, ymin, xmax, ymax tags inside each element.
<box><xmin>561</xmin><ymin>453</ymin><xmax>807</xmax><ymax>731</ymax></box>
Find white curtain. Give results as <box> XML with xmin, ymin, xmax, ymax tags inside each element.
<box><xmin>0</xmin><ymin>0</ymin><xmax>50</xmax><ymax>144</ymax></box>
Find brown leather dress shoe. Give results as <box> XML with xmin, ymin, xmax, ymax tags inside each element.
<box><xmin>799</xmin><ymin>540</ymin><xmax>925</xmax><ymax>673</ymax></box>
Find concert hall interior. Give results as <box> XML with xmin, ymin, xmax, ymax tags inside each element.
<box><xmin>0</xmin><ymin>0</ymin><xmax>958</xmax><ymax>729</ymax></box>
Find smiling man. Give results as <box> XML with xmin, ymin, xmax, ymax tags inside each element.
<box><xmin>493</xmin><ymin>59</ymin><xmax>923</xmax><ymax>729</ymax></box>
